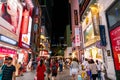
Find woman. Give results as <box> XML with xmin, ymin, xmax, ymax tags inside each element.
<box><xmin>89</xmin><ymin>59</ymin><xmax>98</xmax><ymax>80</ymax></box>
<box><xmin>71</xmin><ymin>58</ymin><xmax>79</xmax><ymax>80</ymax></box>
<box><xmin>36</xmin><ymin>59</ymin><xmax>46</xmax><ymax>80</ymax></box>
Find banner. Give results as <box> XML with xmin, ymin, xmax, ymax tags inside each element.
<box><xmin>99</xmin><ymin>25</ymin><xmax>107</xmax><ymax>46</ymax></box>
<box><xmin>110</xmin><ymin>26</ymin><xmax>120</xmax><ymax>70</ymax></box>
<box><xmin>75</xmin><ymin>28</ymin><xmax>80</xmax><ymax>46</ymax></box>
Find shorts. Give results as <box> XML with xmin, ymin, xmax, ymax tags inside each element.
<box><xmin>71</xmin><ymin>68</ymin><xmax>78</xmax><ymax>75</ymax></box>
<box><xmin>52</xmin><ymin>73</ymin><xmax>57</xmax><ymax>77</ymax></box>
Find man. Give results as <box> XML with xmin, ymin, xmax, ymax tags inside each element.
<box><xmin>2</xmin><ymin>57</ymin><xmax>16</xmax><ymax>80</ymax></box>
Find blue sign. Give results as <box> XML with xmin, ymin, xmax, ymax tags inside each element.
<box><xmin>99</xmin><ymin>25</ymin><xmax>107</xmax><ymax>46</ymax></box>
<box><xmin>0</xmin><ymin>34</ymin><xmax>17</xmax><ymax>46</ymax></box>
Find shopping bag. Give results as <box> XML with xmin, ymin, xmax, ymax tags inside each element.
<box><xmin>34</xmin><ymin>76</ymin><xmax>37</xmax><ymax>80</ymax></box>
<box><xmin>78</xmin><ymin>75</ymin><xmax>82</xmax><ymax>80</ymax></box>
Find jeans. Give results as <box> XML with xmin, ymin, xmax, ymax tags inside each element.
<box><xmin>59</xmin><ymin>64</ymin><xmax>63</xmax><ymax>72</ymax></box>
<box><xmin>98</xmin><ymin>70</ymin><xmax>101</xmax><ymax>80</ymax></box>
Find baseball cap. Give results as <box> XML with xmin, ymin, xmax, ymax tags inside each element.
<box><xmin>7</xmin><ymin>57</ymin><xmax>13</xmax><ymax>60</ymax></box>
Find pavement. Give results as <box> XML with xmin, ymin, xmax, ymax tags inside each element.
<box><xmin>16</xmin><ymin>68</ymin><xmax>111</xmax><ymax>80</ymax></box>
<box><xmin>16</xmin><ymin>70</ymin><xmax>35</xmax><ymax>80</ymax></box>
<box><xmin>16</xmin><ymin>68</ymin><xmax>72</xmax><ymax>80</ymax></box>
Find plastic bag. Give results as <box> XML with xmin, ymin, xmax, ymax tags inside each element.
<box><xmin>34</xmin><ymin>76</ymin><xmax>37</xmax><ymax>80</ymax></box>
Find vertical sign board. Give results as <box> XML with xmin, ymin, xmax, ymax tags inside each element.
<box><xmin>21</xmin><ymin>10</ymin><xmax>29</xmax><ymax>34</ymax></box>
<box><xmin>74</xmin><ymin>10</ymin><xmax>78</xmax><ymax>25</ymax></box>
<box><xmin>110</xmin><ymin>26</ymin><xmax>120</xmax><ymax>70</ymax></box>
<box><xmin>99</xmin><ymin>25</ymin><xmax>107</xmax><ymax>46</ymax></box>
<box><xmin>75</xmin><ymin>28</ymin><xmax>80</xmax><ymax>46</ymax></box>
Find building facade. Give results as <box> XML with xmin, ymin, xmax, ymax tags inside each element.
<box><xmin>80</xmin><ymin>0</ymin><xmax>117</xmax><ymax>79</ymax></box>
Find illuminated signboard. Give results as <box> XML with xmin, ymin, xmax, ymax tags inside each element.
<box><xmin>0</xmin><ymin>34</ymin><xmax>17</xmax><ymax>45</ymax></box>
<box><xmin>110</xmin><ymin>26</ymin><xmax>120</xmax><ymax>70</ymax></box>
<box><xmin>0</xmin><ymin>47</ymin><xmax>16</xmax><ymax>54</ymax></box>
<box><xmin>75</xmin><ymin>28</ymin><xmax>80</xmax><ymax>46</ymax></box>
<box><xmin>21</xmin><ymin>10</ymin><xmax>29</xmax><ymax>34</ymax></box>
<box><xmin>22</xmin><ymin>17</ymin><xmax>32</xmax><ymax>45</ymax></box>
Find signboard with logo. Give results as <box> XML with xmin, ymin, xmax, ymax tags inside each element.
<box><xmin>21</xmin><ymin>17</ymin><xmax>32</xmax><ymax>47</ymax></box>
<box><xmin>75</xmin><ymin>28</ymin><xmax>80</xmax><ymax>46</ymax></box>
<box><xmin>0</xmin><ymin>34</ymin><xmax>17</xmax><ymax>46</ymax></box>
<box><xmin>110</xmin><ymin>26</ymin><xmax>120</xmax><ymax>70</ymax></box>
<box><xmin>74</xmin><ymin>10</ymin><xmax>78</xmax><ymax>25</ymax></box>
<box><xmin>0</xmin><ymin>47</ymin><xmax>16</xmax><ymax>54</ymax></box>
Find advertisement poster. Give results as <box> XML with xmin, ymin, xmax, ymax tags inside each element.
<box><xmin>110</xmin><ymin>26</ymin><xmax>120</xmax><ymax>70</ymax></box>
<box><xmin>0</xmin><ymin>0</ymin><xmax>22</xmax><ymax>36</ymax></box>
<box><xmin>84</xmin><ymin>23</ymin><xmax>94</xmax><ymax>43</ymax></box>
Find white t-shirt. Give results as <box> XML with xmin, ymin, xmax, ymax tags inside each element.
<box><xmin>96</xmin><ymin>62</ymin><xmax>102</xmax><ymax>71</ymax></box>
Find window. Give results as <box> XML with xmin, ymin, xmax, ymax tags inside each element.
<box><xmin>106</xmin><ymin>1</ymin><xmax>120</xmax><ymax>28</ymax></box>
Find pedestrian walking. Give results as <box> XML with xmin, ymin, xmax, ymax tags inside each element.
<box><xmin>89</xmin><ymin>59</ymin><xmax>98</xmax><ymax>80</ymax></box>
<box><xmin>82</xmin><ymin>58</ymin><xmax>91</xmax><ymax>80</ymax></box>
<box><xmin>36</xmin><ymin>59</ymin><xmax>46</xmax><ymax>80</ymax></box>
<box><xmin>58</xmin><ymin>58</ymin><xmax>63</xmax><ymax>73</ymax></box>
<box><xmin>2</xmin><ymin>57</ymin><xmax>16</xmax><ymax>80</ymax></box>
<box><xmin>27</xmin><ymin>59</ymin><xmax>33</xmax><ymax>71</ymax></box>
<box><xmin>70</xmin><ymin>58</ymin><xmax>79</xmax><ymax>80</ymax></box>
<box><xmin>96</xmin><ymin>60</ymin><xmax>102</xmax><ymax>80</ymax></box>
<box><xmin>51</xmin><ymin>59</ymin><xmax>58</xmax><ymax>80</ymax></box>
<box><xmin>0</xmin><ymin>59</ymin><xmax>3</xmax><ymax>80</ymax></box>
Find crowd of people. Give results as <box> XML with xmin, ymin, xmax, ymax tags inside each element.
<box><xmin>0</xmin><ymin>56</ymin><xmax>106</xmax><ymax>80</ymax></box>
<box><xmin>35</xmin><ymin>57</ymin><xmax>64</xmax><ymax>80</ymax></box>
<box><xmin>69</xmin><ymin>58</ymin><xmax>106</xmax><ymax>80</ymax></box>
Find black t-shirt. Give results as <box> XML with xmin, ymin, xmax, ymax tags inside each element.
<box><xmin>2</xmin><ymin>65</ymin><xmax>16</xmax><ymax>80</ymax></box>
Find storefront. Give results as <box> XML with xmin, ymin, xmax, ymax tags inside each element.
<box><xmin>0</xmin><ymin>47</ymin><xmax>17</xmax><ymax>62</ymax></box>
<box><xmin>82</xmin><ymin>5</ymin><xmax>104</xmax><ymax>62</ymax></box>
<box><xmin>84</xmin><ymin>44</ymin><xmax>103</xmax><ymax>61</ymax></box>
<box><xmin>106</xmin><ymin>0</ymin><xmax>120</xmax><ymax>79</ymax></box>
<box><xmin>0</xmin><ymin>0</ymin><xmax>23</xmax><ymax>61</ymax></box>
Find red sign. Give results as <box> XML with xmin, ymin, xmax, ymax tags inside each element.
<box><xmin>21</xmin><ymin>10</ymin><xmax>29</xmax><ymax>34</ymax></box>
<box><xmin>110</xmin><ymin>26</ymin><xmax>120</xmax><ymax>70</ymax></box>
<box><xmin>0</xmin><ymin>47</ymin><xmax>16</xmax><ymax>54</ymax></box>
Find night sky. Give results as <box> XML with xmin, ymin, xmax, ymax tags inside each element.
<box><xmin>51</xmin><ymin>0</ymin><xmax>70</xmax><ymax>44</ymax></box>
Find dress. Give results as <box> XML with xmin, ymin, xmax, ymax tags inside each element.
<box><xmin>37</xmin><ymin>64</ymin><xmax>46</xmax><ymax>80</ymax></box>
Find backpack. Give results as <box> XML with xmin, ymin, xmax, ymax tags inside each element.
<box><xmin>52</xmin><ymin>64</ymin><xmax>57</xmax><ymax>73</ymax></box>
